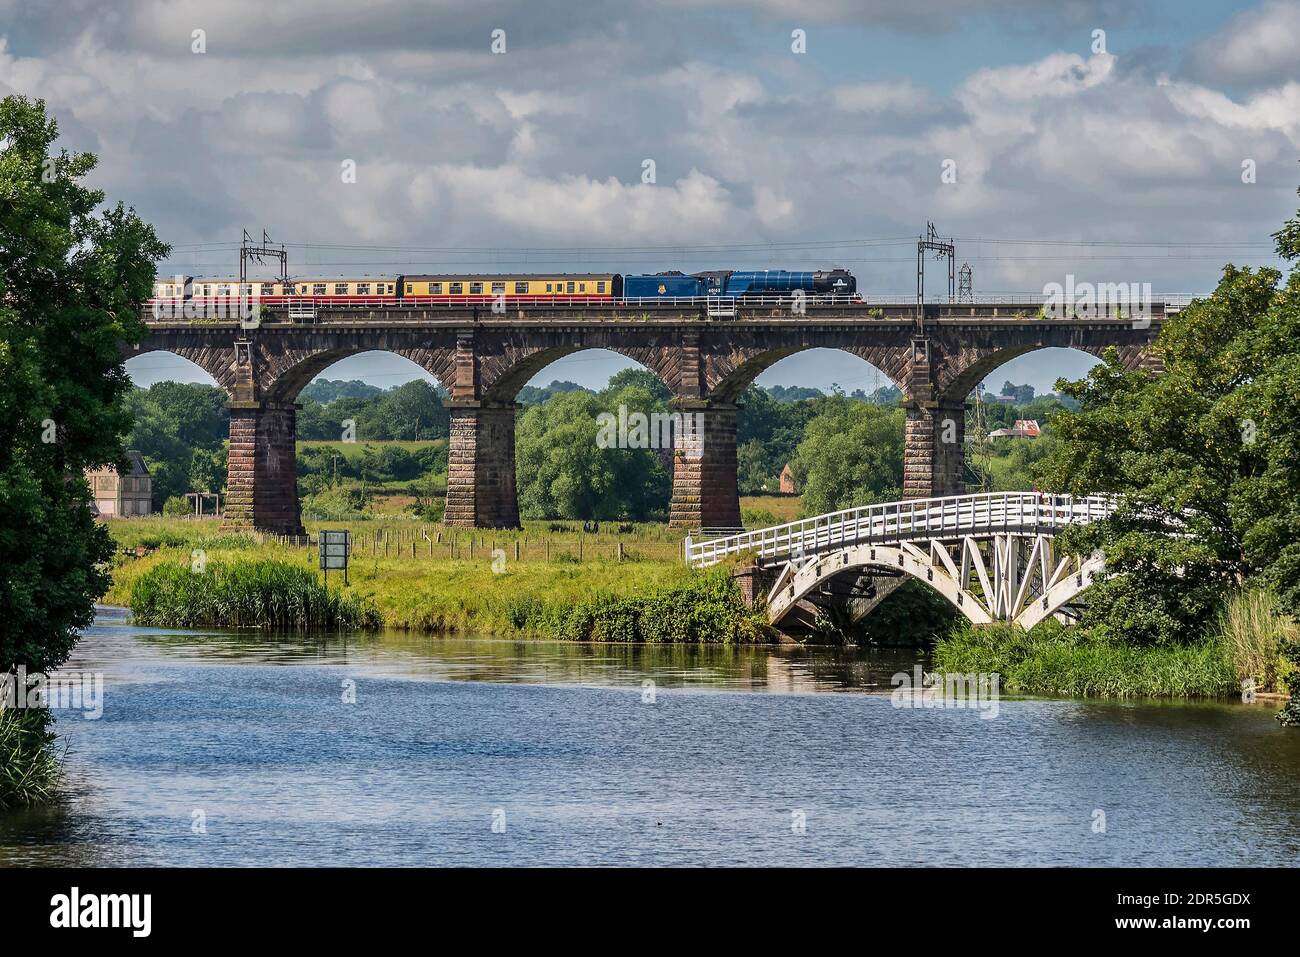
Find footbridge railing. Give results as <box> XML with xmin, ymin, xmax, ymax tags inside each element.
<box><xmin>685</xmin><ymin>492</ymin><xmax>1119</xmax><ymax>631</ymax></box>
<box><xmin>686</xmin><ymin>492</ymin><xmax>1116</xmax><ymax>567</ymax></box>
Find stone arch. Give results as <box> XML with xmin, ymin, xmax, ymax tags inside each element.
<box><xmin>252</xmin><ymin>335</ymin><xmax>458</xmax><ymax>405</ymax></box>
<box><xmin>704</xmin><ymin>339</ymin><xmax>914</xmax><ymax>403</ymax></box>
<box><xmin>501</xmin><ymin>347</ymin><xmax>680</xmax><ymax>522</ymax></box>
<box><xmin>725</xmin><ymin>346</ymin><xmax>908</xmax><ymax>401</ymax></box>
<box><xmin>122</xmin><ymin>348</ymin><xmax>227</xmax><ymax>391</ymax></box>
<box><xmin>478</xmin><ymin>332</ymin><xmax>684</xmax><ymax>403</ymax></box>
<box><xmin>120</xmin><ymin>340</ymin><xmax>240</xmax><ymax>397</ymax></box>
<box><xmin>936</xmin><ymin>339</ymin><xmax>1160</xmax><ymax>405</ymax></box>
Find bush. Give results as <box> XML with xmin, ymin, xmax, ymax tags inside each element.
<box><xmin>1278</xmin><ymin>641</ymin><xmax>1300</xmax><ymax>726</ymax></box>
<box><xmin>130</xmin><ymin>559</ymin><xmax>382</xmax><ymax>631</ymax></box>
<box><xmin>556</xmin><ymin>569</ymin><xmax>771</xmax><ymax>644</ymax></box>
<box><xmin>301</xmin><ymin>486</ymin><xmax>371</xmax><ymax>521</ymax></box>
<box><xmin>741</xmin><ymin>507</ymin><xmax>779</xmax><ymax>529</ymax></box>
<box><xmin>162</xmin><ymin>495</ymin><xmax>190</xmax><ymax>517</ymax></box>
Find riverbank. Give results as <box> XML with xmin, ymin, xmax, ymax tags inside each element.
<box><xmin>933</xmin><ymin>612</ymin><xmax>1298</xmax><ymax>704</ymax></box>
<box><xmin>96</xmin><ymin>519</ymin><xmax>1299</xmax><ymax>701</ymax></box>
<box><xmin>105</xmin><ymin>541</ymin><xmax>773</xmax><ymax>643</ymax></box>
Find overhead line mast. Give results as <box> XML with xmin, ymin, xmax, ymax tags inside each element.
<box><xmin>239</xmin><ymin>229</ymin><xmax>290</xmax><ymax>291</ymax></box>
<box><xmin>916</xmin><ymin>222</ymin><xmax>956</xmax><ymax>328</ymax></box>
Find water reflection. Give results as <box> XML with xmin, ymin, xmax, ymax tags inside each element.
<box><xmin>80</xmin><ymin>605</ymin><xmax>926</xmax><ymax>695</ymax></box>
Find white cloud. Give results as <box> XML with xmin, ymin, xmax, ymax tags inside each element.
<box><xmin>832</xmin><ymin>81</ymin><xmax>930</xmax><ymax>114</ymax></box>
<box><xmin>0</xmin><ymin>2</ymin><xmax>1295</xmax><ymax>300</ymax></box>
<box><xmin>1184</xmin><ymin>0</ymin><xmax>1300</xmax><ymax>88</ymax></box>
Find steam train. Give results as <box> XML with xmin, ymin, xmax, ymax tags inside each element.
<box><xmin>149</xmin><ymin>268</ymin><xmax>857</xmax><ymax>305</ymax></box>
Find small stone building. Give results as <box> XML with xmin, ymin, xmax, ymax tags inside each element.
<box><xmin>779</xmin><ymin>463</ymin><xmax>797</xmax><ymax>494</ymax></box>
<box><xmin>86</xmin><ymin>451</ymin><xmax>154</xmax><ymax>517</ymax></box>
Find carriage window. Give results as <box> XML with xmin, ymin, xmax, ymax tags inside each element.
<box><xmin>545</xmin><ymin>283</ymin><xmax>552</xmax><ymax>292</ymax></box>
<box><xmin>579</xmin><ymin>283</ymin><xmax>586</xmax><ymax>292</ymax></box>
<box><xmin>357</xmin><ymin>283</ymin><xmax>370</xmax><ymax>295</ymax></box>
<box><xmin>430</xmin><ymin>282</ymin><xmax>443</xmax><ymax>294</ymax></box>
<box><xmin>405</xmin><ymin>284</ymin><xmax>413</xmax><ymax>294</ymax></box>
<box><xmin>335</xmin><ymin>283</ymin><xmax>348</xmax><ymax>295</ymax></box>
<box><xmin>515</xmin><ymin>282</ymin><xmax>528</xmax><ymax>294</ymax></box>
<box><xmin>470</xmin><ymin>282</ymin><xmax>483</xmax><ymax>294</ymax></box>
<box><xmin>597</xmin><ymin>281</ymin><xmax>605</xmax><ymax>294</ymax></box>
<box><xmin>449</xmin><ymin>282</ymin><xmax>462</xmax><ymax>294</ymax></box>
<box><xmin>491</xmin><ymin>282</ymin><xmax>505</xmax><ymax>294</ymax></box>
<box><xmin>217</xmin><ymin>284</ymin><xmax>230</xmax><ymax>296</ymax></box>
<box><xmin>313</xmin><ymin>283</ymin><xmax>327</xmax><ymax>296</ymax></box>
<box><xmin>566</xmin><ymin>282</ymin><xmax>575</xmax><ymax>293</ymax></box>
<box><xmin>261</xmin><ymin>284</ymin><xmax>275</xmax><ymax>296</ymax></box>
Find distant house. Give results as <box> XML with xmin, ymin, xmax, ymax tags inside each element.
<box><xmin>989</xmin><ymin>419</ymin><xmax>1041</xmax><ymax>440</ymax></box>
<box><xmin>86</xmin><ymin>451</ymin><xmax>154</xmax><ymax>517</ymax></box>
<box><xmin>779</xmin><ymin>463</ymin><xmax>797</xmax><ymax>494</ymax></box>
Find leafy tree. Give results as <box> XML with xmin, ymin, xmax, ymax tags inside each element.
<box><xmin>123</xmin><ymin>381</ymin><xmax>228</xmax><ymax>504</ymax></box>
<box><xmin>765</xmin><ymin>384</ymin><xmax>825</xmax><ymax>403</ymax></box>
<box><xmin>0</xmin><ymin>95</ymin><xmax>166</xmax><ymax>673</ymax></box>
<box><xmin>515</xmin><ymin>387</ymin><xmax>670</xmax><ymax>520</ymax></box>
<box><xmin>517</xmin><ymin>380</ymin><xmax>591</xmax><ymax>405</ymax></box>
<box><xmin>999</xmin><ymin>380</ymin><xmax>1035</xmax><ymax>403</ymax></box>
<box><xmin>604</xmin><ymin>367</ymin><xmax>670</xmax><ymax>403</ymax></box>
<box><xmin>1042</xmin><ymin>205</ymin><xmax>1300</xmax><ymax>643</ymax></box>
<box><xmin>791</xmin><ymin>397</ymin><xmax>904</xmax><ymax>515</ymax></box>
<box><xmin>297</xmin><ymin>380</ymin><xmax>449</xmax><ymax>441</ymax></box>
<box><xmin>737</xmin><ymin>439</ymin><xmax>774</xmax><ymax>494</ymax></box>
<box><xmin>299</xmin><ymin>378</ymin><xmax>384</xmax><ymax>404</ymax></box>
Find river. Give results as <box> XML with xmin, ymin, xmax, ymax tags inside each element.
<box><xmin>2</xmin><ymin>606</ymin><xmax>1298</xmax><ymax>866</ymax></box>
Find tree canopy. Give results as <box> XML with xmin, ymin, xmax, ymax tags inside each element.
<box><xmin>1042</xmin><ymin>193</ymin><xmax>1300</xmax><ymax>644</ymax></box>
<box><xmin>0</xmin><ymin>95</ymin><xmax>167</xmax><ymax>672</ymax></box>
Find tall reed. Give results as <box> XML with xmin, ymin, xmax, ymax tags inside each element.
<box><xmin>130</xmin><ymin>559</ymin><xmax>382</xmax><ymax>631</ymax></box>
<box><xmin>1211</xmin><ymin>588</ymin><xmax>1296</xmax><ymax>693</ymax></box>
<box><xmin>0</xmin><ymin>707</ymin><xmax>62</xmax><ymax>810</ymax></box>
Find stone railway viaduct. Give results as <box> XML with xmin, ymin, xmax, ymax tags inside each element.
<box><xmin>124</xmin><ymin>301</ymin><xmax>1164</xmax><ymax>534</ymax></box>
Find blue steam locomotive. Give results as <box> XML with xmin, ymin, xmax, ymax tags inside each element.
<box><xmin>622</xmin><ymin>268</ymin><xmax>856</xmax><ymax>299</ymax></box>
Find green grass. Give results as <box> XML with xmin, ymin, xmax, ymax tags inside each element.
<box><xmin>102</xmin><ymin>519</ymin><xmax>768</xmax><ymax>642</ymax></box>
<box><xmin>0</xmin><ymin>707</ymin><xmax>62</xmax><ymax>810</ymax></box>
<box><xmin>933</xmin><ymin>621</ymin><xmax>1238</xmax><ymax>698</ymax></box>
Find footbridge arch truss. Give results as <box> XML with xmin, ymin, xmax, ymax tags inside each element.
<box><xmin>686</xmin><ymin>493</ymin><xmax>1114</xmax><ymax>631</ymax></box>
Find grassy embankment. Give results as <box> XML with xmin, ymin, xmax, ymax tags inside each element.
<box><xmin>934</xmin><ymin>590</ymin><xmax>1297</xmax><ymax>700</ymax></box>
<box><xmin>101</xmin><ymin>518</ymin><xmax>1300</xmax><ymax>703</ymax></box>
<box><xmin>102</xmin><ymin>517</ymin><xmax>770</xmax><ymax>643</ymax></box>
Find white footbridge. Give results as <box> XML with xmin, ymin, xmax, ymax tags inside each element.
<box><xmin>685</xmin><ymin>492</ymin><xmax>1115</xmax><ymax>631</ymax></box>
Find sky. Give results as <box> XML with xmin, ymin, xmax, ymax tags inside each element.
<box><xmin>4</xmin><ymin>0</ymin><xmax>1298</xmax><ymax>396</ymax></box>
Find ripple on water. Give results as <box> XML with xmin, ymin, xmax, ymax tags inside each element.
<box><xmin>2</xmin><ymin>612</ymin><xmax>1298</xmax><ymax>866</ymax></box>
